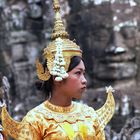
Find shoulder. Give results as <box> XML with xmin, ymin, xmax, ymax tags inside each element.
<box><xmin>73</xmin><ymin>101</ymin><xmax>97</xmax><ymax>118</ymax></box>
<box><xmin>22</xmin><ymin>102</ymin><xmax>47</xmax><ymax>123</ymax></box>
<box><xmin>74</xmin><ymin>101</ymin><xmax>100</xmax><ymax>127</ymax></box>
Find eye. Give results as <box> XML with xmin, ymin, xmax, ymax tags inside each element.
<box><xmin>75</xmin><ymin>71</ymin><xmax>81</xmax><ymax>75</ymax></box>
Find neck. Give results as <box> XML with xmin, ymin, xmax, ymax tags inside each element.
<box><xmin>49</xmin><ymin>91</ymin><xmax>72</xmax><ymax>107</ymax></box>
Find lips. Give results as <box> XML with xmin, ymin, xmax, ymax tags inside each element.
<box><xmin>81</xmin><ymin>87</ymin><xmax>87</xmax><ymax>92</ymax></box>
<box><xmin>81</xmin><ymin>86</ymin><xmax>87</xmax><ymax>89</ymax></box>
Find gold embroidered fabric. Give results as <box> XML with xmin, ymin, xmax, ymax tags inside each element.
<box><xmin>17</xmin><ymin>101</ymin><xmax>105</xmax><ymax>140</ymax></box>
<box><xmin>1</xmin><ymin>89</ymin><xmax>115</xmax><ymax>140</ymax></box>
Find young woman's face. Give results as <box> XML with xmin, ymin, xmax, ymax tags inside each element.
<box><xmin>61</xmin><ymin>60</ymin><xmax>87</xmax><ymax>99</ymax></box>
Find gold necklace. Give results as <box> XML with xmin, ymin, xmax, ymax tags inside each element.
<box><xmin>45</xmin><ymin>100</ymin><xmax>75</xmax><ymax>113</ymax></box>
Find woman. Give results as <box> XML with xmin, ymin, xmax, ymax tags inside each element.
<box><xmin>1</xmin><ymin>0</ymin><xmax>115</xmax><ymax>139</ymax></box>
<box><xmin>18</xmin><ymin>56</ymin><xmax>103</xmax><ymax>140</ymax></box>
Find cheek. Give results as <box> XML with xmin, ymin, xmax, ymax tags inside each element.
<box><xmin>66</xmin><ymin>77</ymin><xmax>80</xmax><ymax>88</ymax></box>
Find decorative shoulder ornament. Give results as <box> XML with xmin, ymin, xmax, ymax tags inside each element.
<box><xmin>36</xmin><ymin>0</ymin><xmax>82</xmax><ymax>81</ymax></box>
<box><xmin>96</xmin><ymin>86</ymin><xmax>115</xmax><ymax>131</ymax></box>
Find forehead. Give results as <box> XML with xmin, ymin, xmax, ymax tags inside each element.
<box><xmin>72</xmin><ymin>60</ymin><xmax>85</xmax><ymax>70</ymax></box>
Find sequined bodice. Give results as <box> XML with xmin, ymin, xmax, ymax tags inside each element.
<box><xmin>17</xmin><ymin>101</ymin><xmax>105</xmax><ymax>140</ymax></box>
<box><xmin>1</xmin><ymin>88</ymin><xmax>115</xmax><ymax>140</ymax></box>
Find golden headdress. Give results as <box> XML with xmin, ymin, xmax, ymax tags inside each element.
<box><xmin>36</xmin><ymin>0</ymin><xmax>82</xmax><ymax>81</ymax></box>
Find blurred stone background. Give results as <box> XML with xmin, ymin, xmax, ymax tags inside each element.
<box><xmin>0</xmin><ymin>0</ymin><xmax>140</xmax><ymax>139</ymax></box>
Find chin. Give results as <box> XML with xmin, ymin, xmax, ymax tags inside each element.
<box><xmin>72</xmin><ymin>90</ymin><xmax>85</xmax><ymax>100</ymax></box>
<box><xmin>73</xmin><ymin>94</ymin><xmax>83</xmax><ymax>100</ymax></box>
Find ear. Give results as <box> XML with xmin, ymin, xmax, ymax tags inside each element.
<box><xmin>52</xmin><ymin>76</ymin><xmax>62</xmax><ymax>85</ymax></box>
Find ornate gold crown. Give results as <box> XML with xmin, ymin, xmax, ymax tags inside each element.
<box><xmin>36</xmin><ymin>0</ymin><xmax>82</xmax><ymax>81</ymax></box>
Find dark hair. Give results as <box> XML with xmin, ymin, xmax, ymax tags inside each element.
<box><xmin>35</xmin><ymin>56</ymin><xmax>82</xmax><ymax>97</ymax></box>
<box><xmin>68</xmin><ymin>56</ymin><xmax>82</xmax><ymax>72</ymax></box>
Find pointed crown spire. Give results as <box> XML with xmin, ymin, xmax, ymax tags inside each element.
<box><xmin>51</xmin><ymin>0</ymin><xmax>69</xmax><ymax>40</ymax></box>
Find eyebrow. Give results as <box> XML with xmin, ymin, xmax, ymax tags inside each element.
<box><xmin>76</xmin><ymin>68</ymin><xmax>85</xmax><ymax>72</ymax></box>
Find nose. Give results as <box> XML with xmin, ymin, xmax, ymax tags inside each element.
<box><xmin>81</xmin><ymin>75</ymin><xmax>87</xmax><ymax>85</ymax></box>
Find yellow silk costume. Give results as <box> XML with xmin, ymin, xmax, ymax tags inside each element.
<box><xmin>1</xmin><ymin>87</ymin><xmax>115</xmax><ymax>140</ymax></box>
